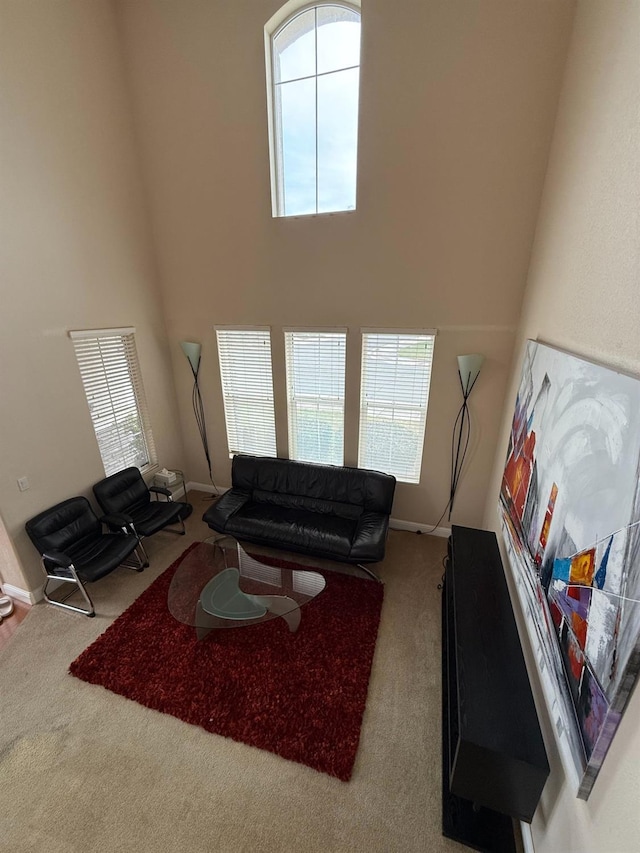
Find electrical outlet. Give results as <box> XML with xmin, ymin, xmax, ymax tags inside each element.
<box><xmin>17</xmin><ymin>476</ymin><xmax>29</xmax><ymax>491</ymax></box>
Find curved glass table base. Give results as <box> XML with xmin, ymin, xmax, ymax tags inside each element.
<box><xmin>168</xmin><ymin>536</ymin><xmax>325</xmax><ymax>639</ymax></box>
<box><xmin>195</xmin><ymin>593</ymin><xmax>301</xmax><ymax>639</ymax></box>
<box><xmin>200</xmin><ymin>568</ymin><xmax>268</xmax><ymax>620</ymax></box>
<box><xmin>195</xmin><ymin>567</ymin><xmax>302</xmax><ymax>638</ymax></box>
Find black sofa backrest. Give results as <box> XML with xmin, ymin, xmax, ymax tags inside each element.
<box><xmin>231</xmin><ymin>455</ymin><xmax>395</xmax><ymax>515</ymax></box>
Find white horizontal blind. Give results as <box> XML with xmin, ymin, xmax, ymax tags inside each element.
<box><xmin>284</xmin><ymin>330</ymin><xmax>346</xmax><ymax>465</ymax></box>
<box><xmin>358</xmin><ymin>331</ymin><xmax>436</xmax><ymax>483</ymax></box>
<box><xmin>71</xmin><ymin>331</ymin><xmax>157</xmax><ymax>477</ymax></box>
<box><xmin>215</xmin><ymin>328</ymin><xmax>277</xmax><ymax>458</ymax></box>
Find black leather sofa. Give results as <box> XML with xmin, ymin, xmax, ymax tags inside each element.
<box><xmin>202</xmin><ymin>455</ymin><xmax>396</xmax><ymax>575</ymax></box>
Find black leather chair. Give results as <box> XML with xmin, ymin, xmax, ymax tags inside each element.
<box><xmin>25</xmin><ymin>496</ymin><xmax>146</xmax><ymax>617</ymax></box>
<box><xmin>93</xmin><ymin>467</ymin><xmax>192</xmax><ymax>563</ymax></box>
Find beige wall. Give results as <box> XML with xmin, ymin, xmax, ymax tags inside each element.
<box><xmin>0</xmin><ymin>0</ymin><xmax>577</xmax><ymax>589</ymax></box>
<box><xmin>484</xmin><ymin>1</ymin><xmax>640</xmax><ymax>850</ymax></box>
<box><xmin>3</xmin><ymin>0</ymin><xmax>638</xmax><ymax>842</ymax></box>
<box><xmin>115</xmin><ymin>0</ymin><xmax>574</xmax><ymax>528</ymax></box>
<box><xmin>0</xmin><ymin>0</ymin><xmax>184</xmax><ymax>593</ymax></box>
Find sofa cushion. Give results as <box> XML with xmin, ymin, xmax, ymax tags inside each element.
<box><xmin>252</xmin><ymin>488</ymin><xmax>363</xmax><ymax>520</ymax></box>
<box><xmin>203</xmin><ymin>456</ymin><xmax>396</xmax><ymax>565</ymax></box>
<box><xmin>224</xmin><ymin>501</ymin><xmax>356</xmax><ymax>559</ymax></box>
<box><xmin>231</xmin><ymin>455</ymin><xmax>394</xmax><ymax>514</ymax></box>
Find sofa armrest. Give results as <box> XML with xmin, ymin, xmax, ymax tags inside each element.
<box><xmin>349</xmin><ymin>512</ymin><xmax>390</xmax><ymax>563</ymax></box>
<box><xmin>202</xmin><ymin>489</ymin><xmax>251</xmax><ymax>532</ymax></box>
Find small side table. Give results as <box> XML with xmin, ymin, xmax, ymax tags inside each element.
<box><xmin>153</xmin><ymin>470</ymin><xmax>187</xmax><ymax>502</ymax></box>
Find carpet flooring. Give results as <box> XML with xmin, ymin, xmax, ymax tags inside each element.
<box><xmin>0</xmin><ymin>494</ymin><xmax>470</xmax><ymax>853</ymax></box>
<box><xmin>70</xmin><ymin>544</ymin><xmax>384</xmax><ymax>781</ymax></box>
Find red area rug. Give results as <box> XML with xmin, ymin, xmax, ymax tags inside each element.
<box><xmin>69</xmin><ymin>544</ymin><xmax>384</xmax><ymax>781</ymax></box>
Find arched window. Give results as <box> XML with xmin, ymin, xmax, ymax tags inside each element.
<box><xmin>265</xmin><ymin>2</ymin><xmax>361</xmax><ymax>217</ymax></box>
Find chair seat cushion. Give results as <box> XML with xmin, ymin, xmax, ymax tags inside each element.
<box><xmin>130</xmin><ymin>502</ymin><xmax>187</xmax><ymax>538</ymax></box>
<box><xmin>68</xmin><ymin>533</ymin><xmax>140</xmax><ymax>582</ymax></box>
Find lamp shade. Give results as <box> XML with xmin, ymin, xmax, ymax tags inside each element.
<box><xmin>457</xmin><ymin>353</ymin><xmax>484</xmax><ymax>396</ymax></box>
<box><xmin>180</xmin><ymin>341</ymin><xmax>201</xmax><ymax>376</ymax></box>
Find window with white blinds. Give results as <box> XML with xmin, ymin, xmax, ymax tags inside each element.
<box><xmin>70</xmin><ymin>328</ymin><xmax>157</xmax><ymax>477</ymax></box>
<box><xmin>215</xmin><ymin>327</ymin><xmax>277</xmax><ymax>458</ymax></box>
<box><xmin>284</xmin><ymin>329</ymin><xmax>346</xmax><ymax>465</ymax></box>
<box><xmin>358</xmin><ymin>330</ymin><xmax>436</xmax><ymax>484</ymax></box>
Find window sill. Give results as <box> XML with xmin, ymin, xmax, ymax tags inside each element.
<box><xmin>273</xmin><ymin>209</ymin><xmax>356</xmax><ymax>221</ymax></box>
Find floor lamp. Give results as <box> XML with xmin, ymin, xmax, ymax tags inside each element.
<box><xmin>180</xmin><ymin>341</ymin><xmax>217</xmax><ymax>494</ymax></box>
<box><xmin>448</xmin><ymin>353</ymin><xmax>484</xmax><ymax>519</ymax></box>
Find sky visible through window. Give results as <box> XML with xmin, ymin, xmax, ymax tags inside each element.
<box><xmin>273</xmin><ymin>7</ymin><xmax>360</xmax><ymax>216</ymax></box>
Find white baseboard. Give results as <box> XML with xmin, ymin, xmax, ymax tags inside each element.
<box><xmin>187</xmin><ymin>482</ymin><xmax>229</xmax><ymax>495</ymax></box>
<box><xmin>521</xmin><ymin>821</ymin><xmax>534</xmax><ymax>853</ymax></box>
<box><xmin>2</xmin><ymin>583</ymin><xmax>39</xmax><ymax>605</ymax></box>
<box><xmin>9</xmin><ymin>493</ymin><xmax>454</xmax><ymax>606</ymax></box>
<box><xmin>390</xmin><ymin>517</ymin><xmax>450</xmax><ymax>538</ymax></box>
<box><xmin>186</xmin><ymin>489</ymin><xmax>450</xmax><ymax>539</ymax></box>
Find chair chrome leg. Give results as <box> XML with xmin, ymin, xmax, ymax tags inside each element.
<box><xmin>125</xmin><ymin>542</ymin><xmax>148</xmax><ymax>570</ymax></box>
<box><xmin>356</xmin><ymin>563</ymin><xmax>382</xmax><ymax>583</ymax></box>
<box><xmin>128</xmin><ymin>523</ymin><xmax>149</xmax><ymax>568</ymax></box>
<box><xmin>41</xmin><ymin>561</ymin><xmax>95</xmax><ymax>617</ymax></box>
<box><xmin>116</xmin><ymin>532</ymin><xmax>148</xmax><ymax>571</ymax></box>
<box><xmin>165</xmin><ymin>516</ymin><xmax>186</xmax><ymax>536</ymax></box>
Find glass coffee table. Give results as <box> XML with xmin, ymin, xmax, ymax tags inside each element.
<box><xmin>168</xmin><ymin>535</ymin><xmax>326</xmax><ymax>639</ymax></box>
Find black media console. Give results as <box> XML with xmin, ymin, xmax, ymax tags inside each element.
<box><xmin>442</xmin><ymin>526</ymin><xmax>549</xmax><ymax>853</ymax></box>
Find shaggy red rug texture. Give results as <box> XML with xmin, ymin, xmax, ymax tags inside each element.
<box><xmin>69</xmin><ymin>544</ymin><xmax>384</xmax><ymax>781</ymax></box>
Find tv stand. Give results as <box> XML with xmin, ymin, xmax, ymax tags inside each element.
<box><xmin>441</xmin><ymin>526</ymin><xmax>549</xmax><ymax>852</ymax></box>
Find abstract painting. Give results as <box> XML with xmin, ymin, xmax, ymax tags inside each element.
<box><xmin>500</xmin><ymin>340</ymin><xmax>640</xmax><ymax>799</ymax></box>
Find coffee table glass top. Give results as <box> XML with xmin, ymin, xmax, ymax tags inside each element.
<box><xmin>168</xmin><ymin>535</ymin><xmax>326</xmax><ymax>638</ymax></box>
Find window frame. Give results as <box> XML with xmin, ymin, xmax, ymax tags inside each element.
<box><xmin>284</xmin><ymin>327</ymin><xmax>347</xmax><ymax>466</ymax></box>
<box><xmin>264</xmin><ymin>0</ymin><xmax>362</xmax><ymax>218</ymax></box>
<box><xmin>215</xmin><ymin>326</ymin><xmax>278</xmax><ymax>459</ymax></box>
<box><xmin>358</xmin><ymin>328</ymin><xmax>437</xmax><ymax>484</ymax></box>
<box><xmin>69</xmin><ymin>327</ymin><xmax>158</xmax><ymax>477</ymax></box>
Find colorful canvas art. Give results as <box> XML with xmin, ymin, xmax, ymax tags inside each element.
<box><xmin>500</xmin><ymin>340</ymin><xmax>640</xmax><ymax>799</ymax></box>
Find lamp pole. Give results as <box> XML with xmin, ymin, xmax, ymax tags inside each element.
<box><xmin>448</xmin><ymin>354</ymin><xmax>484</xmax><ymax>519</ymax></box>
<box><xmin>180</xmin><ymin>341</ymin><xmax>216</xmax><ymax>494</ymax></box>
